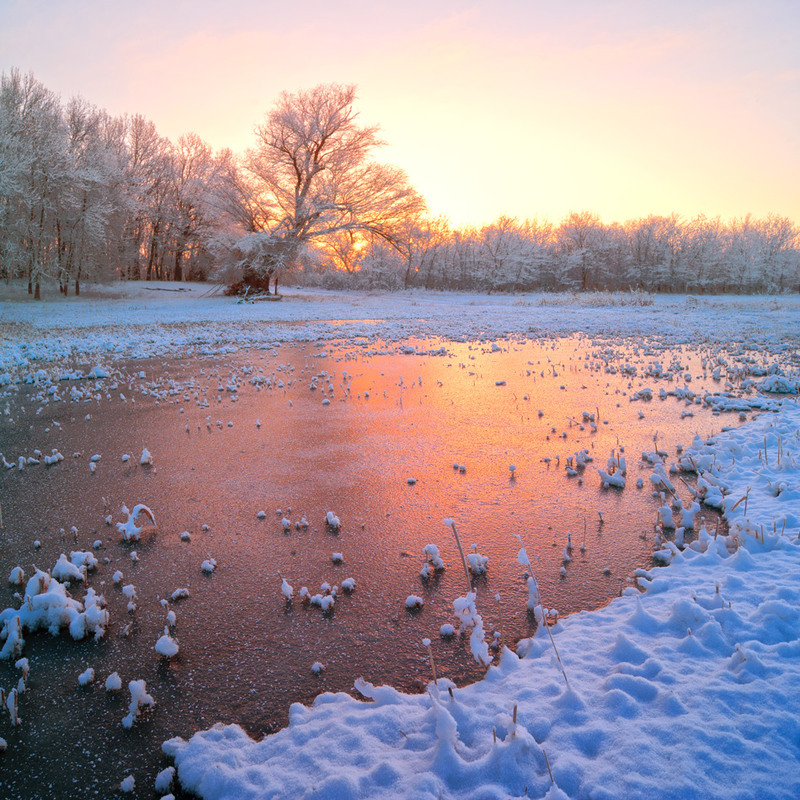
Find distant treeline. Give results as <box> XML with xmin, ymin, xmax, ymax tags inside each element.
<box><xmin>1</xmin><ymin>69</ymin><xmax>797</xmax><ymax>297</ymax></box>
<box><xmin>286</xmin><ymin>211</ymin><xmax>800</xmax><ymax>294</ymax></box>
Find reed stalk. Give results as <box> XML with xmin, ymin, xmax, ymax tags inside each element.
<box><xmin>513</xmin><ymin>533</ymin><xmax>570</xmax><ymax>689</ymax></box>
<box><xmin>447</xmin><ymin>519</ymin><xmax>472</xmax><ymax>591</ymax></box>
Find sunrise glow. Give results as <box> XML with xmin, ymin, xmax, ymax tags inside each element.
<box><xmin>1</xmin><ymin>1</ymin><xmax>797</xmax><ymax>226</ymax></box>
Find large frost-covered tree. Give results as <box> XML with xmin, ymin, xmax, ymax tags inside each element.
<box><xmin>238</xmin><ymin>83</ymin><xmax>425</xmax><ymax>293</ymax></box>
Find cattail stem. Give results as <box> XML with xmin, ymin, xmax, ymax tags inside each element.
<box><xmin>514</xmin><ymin>534</ymin><xmax>570</xmax><ymax>689</ymax></box>
<box><xmin>543</xmin><ymin>748</ymin><xmax>555</xmax><ymax>784</ymax></box>
<box><xmin>497</xmin><ymin>593</ymin><xmax>504</xmax><ymax>648</ymax></box>
<box><xmin>423</xmin><ymin>638</ymin><xmax>438</xmax><ymax>692</ymax></box>
<box><xmin>449</xmin><ymin>521</ymin><xmax>472</xmax><ymax>591</ymax></box>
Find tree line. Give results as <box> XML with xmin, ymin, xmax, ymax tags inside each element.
<box><xmin>1</xmin><ymin>68</ymin><xmax>797</xmax><ymax>297</ymax></box>
<box><xmin>316</xmin><ymin>210</ymin><xmax>800</xmax><ymax>294</ymax></box>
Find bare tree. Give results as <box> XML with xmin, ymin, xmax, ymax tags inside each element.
<box><xmin>240</xmin><ymin>83</ymin><xmax>425</xmax><ymax>293</ymax></box>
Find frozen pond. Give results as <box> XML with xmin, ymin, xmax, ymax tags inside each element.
<box><xmin>0</xmin><ymin>333</ymin><xmax>762</xmax><ymax>798</ymax></box>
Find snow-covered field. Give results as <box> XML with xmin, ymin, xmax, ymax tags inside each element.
<box><xmin>1</xmin><ymin>282</ymin><xmax>800</xmax><ymax>799</ymax></box>
<box><xmin>2</xmin><ymin>282</ymin><xmax>799</xmax><ymax>371</ymax></box>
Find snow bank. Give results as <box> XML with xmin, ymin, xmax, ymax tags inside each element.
<box><xmin>164</xmin><ymin>398</ymin><xmax>800</xmax><ymax>799</ymax></box>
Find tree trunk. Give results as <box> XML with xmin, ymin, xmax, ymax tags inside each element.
<box><xmin>146</xmin><ymin>237</ymin><xmax>156</xmax><ymax>281</ymax></box>
<box><xmin>34</xmin><ymin>282</ymin><xmax>41</xmax><ymax>300</ymax></box>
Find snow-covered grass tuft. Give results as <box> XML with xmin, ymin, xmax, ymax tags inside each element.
<box><xmin>52</xmin><ymin>554</ymin><xmax>85</xmax><ymax>583</ymax></box>
<box><xmin>105</xmin><ymin>672</ymin><xmax>122</xmax><ymax>692</ymax></box>
<box><xmin>155</xmin><ymin>627</ymin><xmax>179</xmax><ymax>658</ymax></box>
<box><xmin>121</xmin><ymin>679</ymin><xmax>155</xmax><ymax>728</ymax></box>
<box><xmin>154</xmin><ymin>766</ymin><xmax>175</xmax><ymax>793</ymax></box>
<box><xmin>420</xmin><ymin>544</ymin><xmax>445</xmax><ymax>579</ymax></box>
<box><xmin>0</xmin><ymin>570</ymin><xmax>109</xmax><ymax>658</ymax></box>
<box><xmin>325</xmin><ymin>511</ymin><xmax>341</xmax><ymax>532</ymax></box>
<box><xmin>78</xmin><ymin>667</ymin><xmax>95</xmax><ymax>686</ymax></box>
<box><xmin>466</xmin><ymin>546</ymin><xmax>489</xmax><ymax>576</ymax></box>
<box><xmin>452</xmin><ymin>591</ymin><xmax>491</xmax><ymax>667</ymax></box>
<box><xmin>116</xmin><ymin>503</ymin><xmax>156</xmax><ymax>542</ymax></box>
<box><xmin>8</xmin><ymin>566</ymin><xmax>25</xmax><ymax>586</ymax></box>
<box><xmin>122</xmin><ymin>584</ymin><xmax>137</xmax><ymax>613</ymax></box>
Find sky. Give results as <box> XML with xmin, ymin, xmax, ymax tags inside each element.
<box><xmin>1</xmin><ymin>0</ymin><xmax>798</xmax><ymax>227</ymax></box>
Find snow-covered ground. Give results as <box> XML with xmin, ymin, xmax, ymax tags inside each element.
<box><xmin>2</xmin><ymin>282</ymin><xmax>800</xmax><ymax>798</ymax></box>
<box><xmin>1</xmin><ymin>281</ymin><xmax>799</xmax><ymax>372</ymax></box>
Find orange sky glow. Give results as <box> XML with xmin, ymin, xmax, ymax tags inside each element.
<box><xmin>1</xmin><ymin>0</ymin><xmax>798</xmax><ymax>227</ymax></box>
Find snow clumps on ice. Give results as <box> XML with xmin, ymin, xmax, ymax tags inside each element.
<box><xmin>325</xmin><ymin>511</ymin><xmax>341</xmax><ymax>531</ymax></box>
<box><xmin>154</xmin><ymin>766</ymin><xmax>176</xmax><ymax>793</ymax></box>
<box><xmin>466</xmin><ymin>546</ymin><xmax>489</xmax><ymax>576</ymax></box>
<box><xmin>8</xmin><ymin>566</ymin><xmax>25</xmax><ymax>586</ymax></box>
<box><xmin>0</xmin><ymin>569</ymin><xmax>109</xmax><ymax>659</ymax></box>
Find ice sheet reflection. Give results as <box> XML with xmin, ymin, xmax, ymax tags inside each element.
<box><xmin>0</xmin><ymin>336</ymin><xmax>735</xmax><ymax>798</ymax></box>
